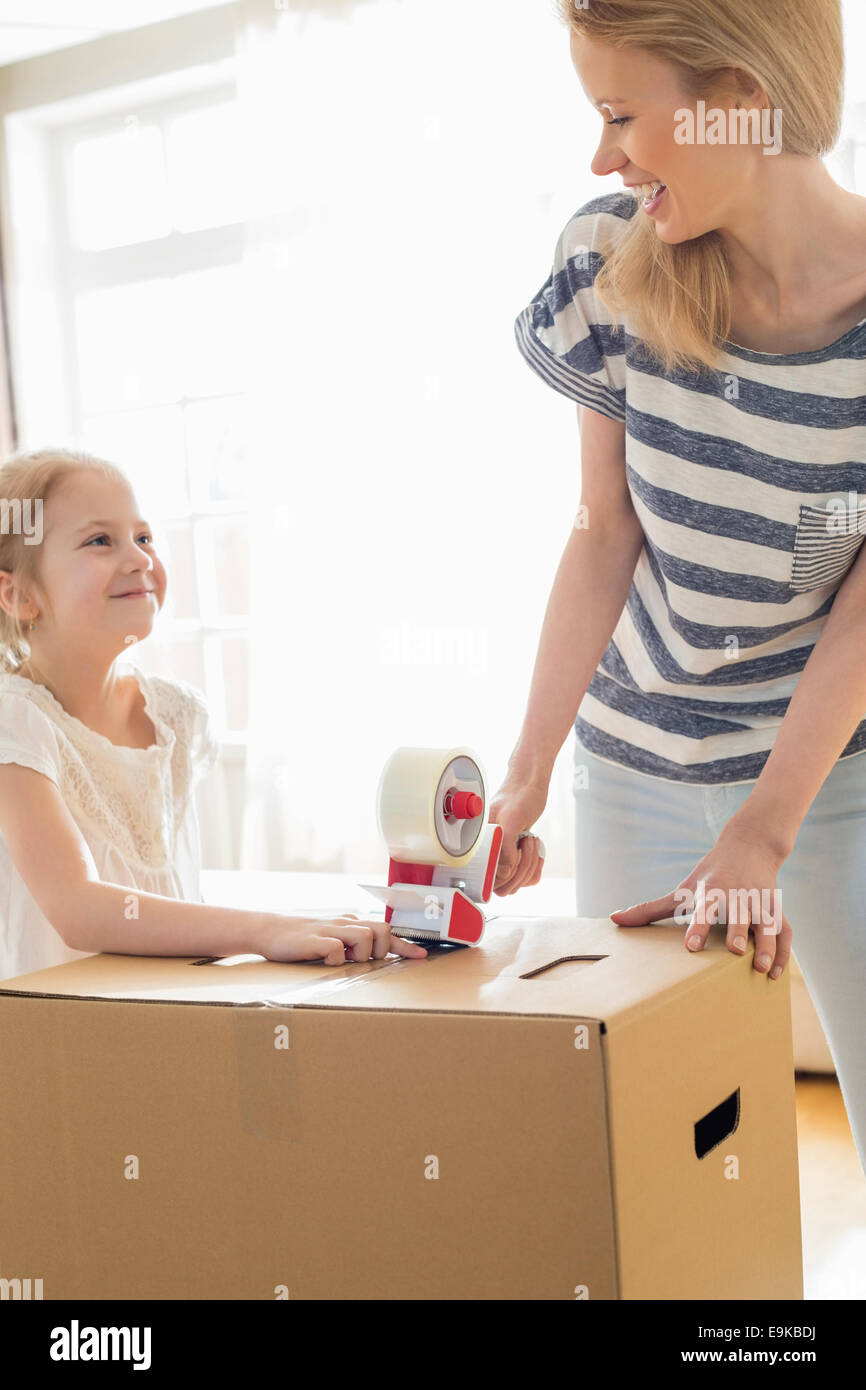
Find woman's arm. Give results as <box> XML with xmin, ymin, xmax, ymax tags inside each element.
<box><xmin>722</xmin><ymin>540</ymin><xmax>866</xmax><ymax>858</ymax></box>
<box><xmin>508</xmin><ymin>403</ymin><xmax>645</xmax><ymax>784</ymax></box>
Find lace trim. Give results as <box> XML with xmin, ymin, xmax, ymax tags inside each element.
<box><xmin>0</xmin><ymin>664</ymin><xmax>171</xmax><ymax>757</ymax></box>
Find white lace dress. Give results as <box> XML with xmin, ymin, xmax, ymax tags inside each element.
<box><xmin>0</xmin><ymin>662</ymin><xmax>220</xmax><ymax>981</ymax></box>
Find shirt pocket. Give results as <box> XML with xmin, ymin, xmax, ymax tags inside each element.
<box><xmin>789</xmin><ymin>501</ymin><xmax>866</xmax><ymax>593</ymax></box>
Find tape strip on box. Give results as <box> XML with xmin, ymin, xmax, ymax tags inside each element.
<box><xmin>233</xmin><ymin>1002</ymin><xmax>304</xmax><ymax>1144</ymax></box>
<box><xmin>230</xmin><ymin>946</ymin><xmax>456</xmax><ymax>1141</ymax></box>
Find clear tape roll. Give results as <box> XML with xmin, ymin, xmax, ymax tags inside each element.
<box><xmin>376</xmin><ymin>746</ymin><xmax>486</xmax><ymax>868</ymax></box>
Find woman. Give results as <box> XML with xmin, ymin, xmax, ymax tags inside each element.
<box><xmin>489</xmin><ymin>0</ymin><xmax>866</xmax><ymax>1176</ymax></box>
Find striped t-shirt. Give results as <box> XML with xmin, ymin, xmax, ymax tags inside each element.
<box><xmin>514</xmin><ymin>190</ymin><xmax>866</xmax><ymax>785</ymax></box>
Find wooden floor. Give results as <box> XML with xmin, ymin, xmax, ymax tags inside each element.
<box><xmin>796</xmin><ymin>1075</ymin><xmax>866</xmax><ymax>1299</ymax></box>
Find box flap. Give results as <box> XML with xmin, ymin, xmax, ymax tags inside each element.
<box><xmin>0</xmin><ymin>915</ymin><xmax>740</xmax><ymax>1027</ymax></box>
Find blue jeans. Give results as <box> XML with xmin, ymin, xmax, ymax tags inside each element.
<box><xmin>572</xmin><ymin>733</ymin><xmax>866</xmax><ymax>1177</ymax></box>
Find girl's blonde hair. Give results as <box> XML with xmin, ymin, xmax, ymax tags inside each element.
<box><xmin>556</xmin><ymin>0</ymin><xmax>844</xmax><ymax>375</ymax></box>
<box><xmin>0</xmin><ymin>446</ymin><xmax>128</xmax><ymax>675</ymax></box>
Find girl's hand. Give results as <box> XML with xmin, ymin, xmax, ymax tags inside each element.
<box><xmin>255</xmin><ymin>913</ymin><xmax>428</xmax><ymax>965</ymax></box>
<box><xmin>608</xmin><ymin>822</ymin><xmax>793</xmax><ymax>979</ymax></box>
<box><xmin>488</xmin><ymin>771</ymin><xmax>549</xmax><ymax>896</ymax></box>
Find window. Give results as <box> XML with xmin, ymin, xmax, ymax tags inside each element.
<box><xmin>4</xmin><ymin>61</ymin><xmax>250</xmax><ymax>748</ymax></box>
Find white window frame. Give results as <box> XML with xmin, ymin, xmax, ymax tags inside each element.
<box><xmin>0</xmin><ymin>7</ymin><xmax>250</xmax><ymax>764</ymax></box>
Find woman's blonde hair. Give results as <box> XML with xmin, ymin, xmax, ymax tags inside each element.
<box><xmin>556</xmin><ymin>0</ymin><xmax>844</xmax><ymax>375</ymax></box>
<box><xmin>0</xmin><ymin>446</ymin><xmax>128</xmax><ymax>675</ymax></box>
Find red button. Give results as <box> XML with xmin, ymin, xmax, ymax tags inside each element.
<box><xmin>446</xmin><ymin>789</ymin><xmax>483</xmax><ymax>819</ymax></box>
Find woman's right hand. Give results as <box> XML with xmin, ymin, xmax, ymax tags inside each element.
<box><xmin>488</xmin><ymin>771</ymin><xmax>550</xmax><ymax>896</ymax></box>
<box><xmin>254</xmin><ymin>913</ymin><xmax>428</xmax><ymax>965</ymax></box>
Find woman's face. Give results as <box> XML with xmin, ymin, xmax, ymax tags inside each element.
<box><xmin>33</xmin><ymin>472</ymin><xmax>167</xmax><ymax>654</ymax></box>
<box><xmin>569</xmin><ymin>32</ymin><xmax>754</xmax><ymax>243</ymax></box>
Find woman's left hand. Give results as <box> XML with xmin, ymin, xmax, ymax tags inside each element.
<box><xmin>608</xmin><ymin>820</ymin><xmax>793</xmax><ymax>979</ymax></box>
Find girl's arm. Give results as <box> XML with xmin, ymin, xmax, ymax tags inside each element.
<box><xmin>0</xmin><ymin>762</ymin><xmax>412</xmax><ymax>963</ymax></box>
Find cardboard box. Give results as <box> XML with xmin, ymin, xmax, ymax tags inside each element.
<box><xmin>0</xmin><ymin>916</ymin><xmax>802</xmax><ymax>1300</ymax></box>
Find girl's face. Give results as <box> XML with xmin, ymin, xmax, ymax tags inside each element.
<box><xmin>569</xmin><ymin>32</ymin><xmax>754</xmax><ymax>244</ymax></box>
<box><xmin>33</xmin><ymin>472</ymin><xmax>166</xmax><ymax>654</ymax></box>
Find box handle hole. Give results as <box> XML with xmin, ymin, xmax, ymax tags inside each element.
<box><xmin>695</xmin><ymin>1088</ymin><xmax>740</xmax><ymax>1158</ymax></box>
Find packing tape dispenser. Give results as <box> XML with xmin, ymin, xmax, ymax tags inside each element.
<box><xmin>358</xmin><ymin>746</ymin><xmax>504</xmax><ymax>946</ymax></box>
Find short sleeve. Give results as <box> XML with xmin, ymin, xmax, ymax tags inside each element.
<box><xmin>184</xmin><ymin>684</ymin><xmax>220</xmax><ymax>786</ymax></box>
<box><xmin>513</xmin><ymin>192</ymin><xmax>635</xmax><ymax>421</ymax></box>
<box><xmin>0</xmin><ymin>694</ymin><xmax>62</xmax><ymax>786</ymax></box>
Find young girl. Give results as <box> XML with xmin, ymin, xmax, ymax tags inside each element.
<box><xmin>0</xmin><ymin>447</ymin><xmax>427</xmax><ymax>981</ymax></box>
